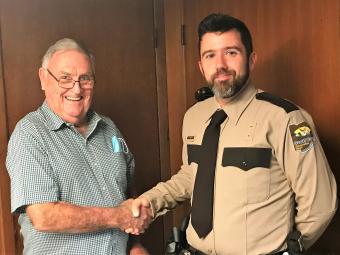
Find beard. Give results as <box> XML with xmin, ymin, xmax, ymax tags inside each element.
<box><xmin>208</xmin><ymin>65</ymin><xmax>249</xmax><ymax>99</ymax></box>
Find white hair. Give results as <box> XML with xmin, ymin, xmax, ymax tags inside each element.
<box><xmin>41</xmin><ymin>38</ymin><xmax>95</xmax><ymax>74</ymax></box>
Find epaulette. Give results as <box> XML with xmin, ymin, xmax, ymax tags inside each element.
<box><xmin>256</xmin><ymin>92</ymin><xmax>298</xmax><ymax>113</ymax></box>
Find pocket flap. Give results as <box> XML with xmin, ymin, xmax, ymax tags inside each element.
<box><xmin>222</xmin><ymin>147</ymin><xmax>271</xmax><ymax>171</ymax></box>
<box><xmin>187</xmin><ymin>144</ymin><xmax>201</xmax><ymax>164</ymax></box>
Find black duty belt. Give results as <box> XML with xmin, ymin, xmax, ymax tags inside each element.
<box><xmin>270</xmin><ymin>251</ymin><xmax>288</xmax><ymax>255</ymax></box>
<box><xmin>194</xmin><ymin>250</ymin><xmax>288</xmax><ymax>255</ymax></box>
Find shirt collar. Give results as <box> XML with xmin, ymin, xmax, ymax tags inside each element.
<box><xmin>39</xmin><ymin>101</ymin><xmax>104</xmax><ymax>131</ymax></box>
<box><xmin>203</xmin><ymin>82</ymin><xmax>257</xmax><ymax>125</ymax></box>
<box><xmin>221</xmin><ymin>82</ymin><xmax>257</xmax><ymax>125</ymax></box>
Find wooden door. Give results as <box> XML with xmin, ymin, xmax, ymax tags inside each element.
<box><xmin>165</xmin><ymin>0</ymin><xmax>340</xmax><ymax>254</ymax></box>
<box><xmin>0</xmin><ymin>0</ymin><xmax>169</xmax><ymax>254</ymax></box>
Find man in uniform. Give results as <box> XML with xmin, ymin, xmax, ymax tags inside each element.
<box><xmin>129</xmin><ymin>13</ymin><xmax>337</xmax><ymax>254</ymax></box>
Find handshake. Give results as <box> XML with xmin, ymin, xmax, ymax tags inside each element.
<box><xmin>117</xmin><ymin>197</ymin><xmax>153</xmax><ymax>235</ymax></box>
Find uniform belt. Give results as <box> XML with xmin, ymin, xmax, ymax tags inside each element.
<box><xmin>269</xmin><ymin>251</ymin><xmax>288</xmax><ymax>255</ymax></box>
<box><xmin>193</xmin><ymin>251</ymin><xmax>205</xmax><ymax>255</ymax></box>
<box><xmin>194</xmin><ymin>250</ymin><xmax>288</xmax><ymax>255</ymax></box>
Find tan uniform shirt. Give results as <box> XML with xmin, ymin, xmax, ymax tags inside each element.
<box><xmin>143</xmin><ymin>84</ymin><xmax>337</xmax><ymax>255</ymax></box>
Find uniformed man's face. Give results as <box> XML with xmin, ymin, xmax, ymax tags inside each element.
<box><xmin>39</xmin><ymin>50</ymin><xmax>94</xmax><ymax>126</ymax></box>
<box><xmin>198</xmin><ymin>30</ymin><xmax>256</xmax><ymax>99</ymax></box>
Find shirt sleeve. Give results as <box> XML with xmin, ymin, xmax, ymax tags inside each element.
<box><xmin>142</xmin><ymin>112</ymin><xmax>194</xmax><ymax>218</ymax></box>
<box><xmin>6</xmin><ymin>121</ymin><xmax>59</xmax><ymax>214</ymax></box>
<box><xmin>278</xmin><ymin>109</ymin><xmax>338</xmax><ymax>249</ymax></box>
<box><xmin>125</xmin><ymin>146</ymin><xmax>135</xmax><ymax>194</ymax></box>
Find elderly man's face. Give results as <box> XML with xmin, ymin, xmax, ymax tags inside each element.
<box><xmin>39</xmin><ymin>50</ymin><xmax>94</xmax><ymax>125</ymax></box>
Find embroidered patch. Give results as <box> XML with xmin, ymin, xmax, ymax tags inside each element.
<box><xmin>289</xmin><ymin>122</ymin><xmax>314</xmax><ymax>152</ymax></box>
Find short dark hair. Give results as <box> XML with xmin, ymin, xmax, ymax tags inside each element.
<box><xmin>198</xmin><ymin>13</ymin><xmax>253</xmax><ymax>57</ymax></box>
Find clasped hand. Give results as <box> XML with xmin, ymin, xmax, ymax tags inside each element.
<box><xmin>118</xmin><ymin>198</ymin><xmax>152</xmax><ymax>235</ymax></box>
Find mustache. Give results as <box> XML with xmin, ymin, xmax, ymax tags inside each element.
<box><xmin>212</xmin><ymin>68</ymin><xmax>235</xmax><ymax>79</ymax></box>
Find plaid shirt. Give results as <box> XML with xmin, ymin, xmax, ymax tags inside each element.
<box><xmin>6</xmin><ymin>101</ymin><xmax>134</xmax><ymax>255</ymax></box>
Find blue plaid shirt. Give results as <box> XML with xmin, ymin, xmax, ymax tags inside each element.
<box><xmin>6</xmin><ymin>101</ymin><xmax>134</xmax><ymax>255</ymax></box>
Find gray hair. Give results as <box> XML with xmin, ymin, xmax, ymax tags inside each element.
<box><xmin>41</xmin><ymin>38</ymin><xmax>95</xmax><ymax>74</ymax></box>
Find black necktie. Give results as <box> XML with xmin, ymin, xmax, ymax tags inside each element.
<box><xmin>191</xmin><ymin>109</ymin><xmax>227</xmax><ymax>238</ymax></box>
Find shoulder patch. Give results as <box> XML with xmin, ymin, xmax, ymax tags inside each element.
<box><xmin>289</xmin><ymin>122</ymin><xmax>314</xmax><ymax>152</ymax></box>
<box><xmin>256</xmin><ymin>92</ymin><xmax>298</xmax><ymax>113</ymax></box>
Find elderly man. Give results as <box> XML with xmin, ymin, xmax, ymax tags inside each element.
<box><xmin>6</xmin><ymin>38</ymin><xmax>150</xmax><ymax>255</ymax></box>
<box><xmin>130</xmin><ymin>13</ymin><xmax>337</xmax><ymax>255</ymax></box>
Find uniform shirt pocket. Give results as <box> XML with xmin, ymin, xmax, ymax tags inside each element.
<box><xmin>222</xmin><ymin>147</ymin><xmax>272</xmax><ymax>203</ymax></box>
<box><xmin>187</xmin><ymin>144</ymin><xmax>200</xmax><ymax>193</ymax></box>
<box><xmin>187</xmin><ymin>144</ymin><xmax>201</xmax><ymax>165</ymax></box>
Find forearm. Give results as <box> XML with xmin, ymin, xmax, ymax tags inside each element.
<box><xmin>295</xmin><ymin>206</ymin><xmax>337</xmax><ymax>249</ymax></box>
<box><xmin>142</xmin><ymin>166</ymin><xmax>193</xmax><ymax>218</ymax></box>
<box><xmin>27</xmin><ymin>201</ymin><xmax>132</xmax><ymax>233</ymax></box>
<box><xmin>293</xmin><ymin>151</ymin><xmax>337</xmax><ymax>248</ymax></box>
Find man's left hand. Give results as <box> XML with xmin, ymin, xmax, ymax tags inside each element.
<box><xmin>129</xmin><ymin>242</ymin><xmax>150</xmax><ymax>255</ymax></box>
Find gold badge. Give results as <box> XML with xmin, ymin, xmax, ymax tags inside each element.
<box><xmin>289</xmin><ymin>122</ymin><xmax>314</xmax><ymax>152</ymax></box>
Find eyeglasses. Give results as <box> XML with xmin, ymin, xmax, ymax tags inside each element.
<box><xmin>45</xmin><ymin>68</ymin><xmax>95</xmax><ymax>89</ymax></box>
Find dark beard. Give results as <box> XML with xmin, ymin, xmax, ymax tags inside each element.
<box><xmin>209</xmin><ymin>66</ymin><xmax>249</xmax><ymax>99</ymax></box>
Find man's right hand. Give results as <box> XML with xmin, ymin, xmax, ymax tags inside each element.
<box><xmin>123</xmin><ymin>197</ymin><xmax>153</xmax><ymax>235</ymax></box>
<box><xmin>26</xmin><ymin>199</ymin><xmax>152</xmax><ymax>234</ymax></box>
<box><xmin>117</xmin><ymin>198</ymin><xmax>152</xmax><ymax>235</ymax></box>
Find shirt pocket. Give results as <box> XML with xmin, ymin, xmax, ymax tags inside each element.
<box><xmin>186</xmin><ymin>144</ymin><xmax>200</xmax><ymax>194</ymax></box>
<box><xmin>187</xmin><ymin>144</ymin><xmax>201</xmax><ymax>165</ymax></box>
<box><xmin>222</xmin><ymin>147</ymin><xmax>272</xmax><ymax>204</ymax></box>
